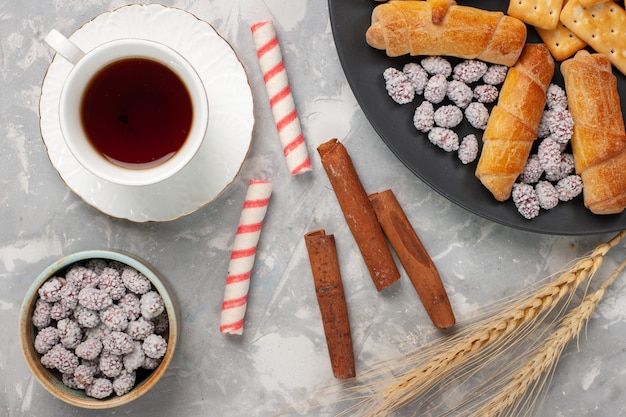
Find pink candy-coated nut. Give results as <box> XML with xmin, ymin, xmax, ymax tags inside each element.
<box><xmin>66</xmin><ymin>265</ymin><xmax>99</xmax><ymax>289</ymax></box>
<box><xmin>99</xmin><ymin>267</ymin><xmax>126</xmax><ymax>301</ymax></box>
<box><xmin>102</xmin><ymin>331</ymin><xmax>134</xmax><ymax>356</ymax></box>
<box><xmin>86</xmin><ymin>378</ymin><xmax>113</xmax><ymax>399</ymax></box>
<box><xmin>383</xmin><ymin>67</ymin><xmax>415</xmax><ymax>104</ymax></box>
<box><xmin>113</xmin><ymin>370</ymin><xmax>136</xmax><ymax>396</ymax></box>
<box><xmin>100</xmin><ymin>305</ymin><xmax>129</xmax><ymax>332</ymax></box>
<box><xmin>38</xmin><ymin>277</ymin><xmax>65</xmax><ymax>302</ymax></box>
<box><xmin>34</xmin><ymin>327</ymin><xmax>59</xmax><ymax>354</ymax></box>
<box><xmin>121</xmin><ymin>267</ymin><xmax>151</xmax><ymax>294</ymax></box>
<box><xmin>251</xmin><ymin>20</ymin><xmax>311</xmax><ymax>175</ymax></box>
<box><xmin>75</xmin><ymin>338</ymin><xmax>103</xmax><ymax>360</ymax></box>
<box><xmin>453</xmin><ymin>59</ymin><xmax>488</xmax><ymax>84</ymax></box>
<box><xmin>74</xmin><ymin>363</ymin><xmax>97</xmax><ymax>389</ymax></box>
<box><xmin>142</xmin><ymin>334</ymin><xmax>167</xmax><ymax>359</ymax></box>
<box><xmin>99</xmin><ymin>352</ymin><xmax>123</xmax><ymax>378</ymax></box>
<box><xmin>118</xmin><ymin>293</ymin><xmax>141</xmax><ymax>321</ymax></box>
<box><xmin>41</xmin><ymin>344</ymin><xmax>79</xmax><ymax>374</ymax></box>
<box><xmin>78</xmin><ymin>287</ymin><xmax>112</xmax><ymax>311</ymax></box>
<box><xmin>140</xmin><ymin>291</ymin><xmax>164</xmax><ymax>319</ymax></box>
<box><xmin>127</xmin><ymin>317</ymin><xmax>154</xmax><ymax>341</ymax></box>
<box><xmin>57</xmin><ymin>318</ymin><xmax>82</xmax><ymax>349</ymax></box>
<box><xmin>32</xmin><ymin>299</ymin><xmax>52</xmax><ymax>329</ymax></box>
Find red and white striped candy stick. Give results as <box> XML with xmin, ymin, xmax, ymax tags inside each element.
<box><xmin>251</xmin><ymin>20</ymin><xmax>312</xmax><ymax>175</ymax></box>
<box><xmin>220</xmin><ymin>179</ymin><xmax>272</xmax><ymax>335</ymax></box>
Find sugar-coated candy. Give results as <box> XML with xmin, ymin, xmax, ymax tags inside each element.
<box><xmin>121</xmin><ymin>267</ymin><xmax>151</xmax><ymax>295</ymax></box>
<box><xmin>535</xmin><ymin>181</ymin><xmax>559</xmax><ymax>210</ymax></box>
<box><xmin>424</xmin><ymin>74</ymin><xmax>448</xmax><ymax>104</ymax></box>
<box><xmin>75</xmin><ymin>338</ymin><xmax>103</xmax><ymax>361</ymax></box>
<box><xmin>100</xmin><ymin>305</ymin><xmax>129</xmax><ymax>332</ymax></box>
<box><xmin>86</xmin><ymin>378</ymin><xmax>113</xmax><ymax>399</ymax></box>
<box><xmin>127</xmin><ymin>317</ymin><xmax>155</xmax><ymax>341</ymax></box>
<box><xmin>446</xmin><ymin>80</ymin><xmax>473</xmax><ymax>108</ymax></box>
<box><xmin>556</xmin><ymin>175</ymin><xmax>583</xmax><ymax>201</ymax></box>
<box><xmin>38</xmin><ymin>277</ymin><xmax>65</xmax><ymax>303</ymax></box>
<box><xmin>75</xmin><ymin>306</ymin><xmax>100</xmax><ymax>328</ymax></box>
<box><xmin>41</xmin><ymin>344</ymin><xmax>79</xmax><ymax>374</ymax></box>
<box><xmin>383</xmin><ymin>67</ymin><xmax>415</xmax><ymax>104</ymax></box>
<box><xmin>31</xmin><ymin>259</ymin><xmax>170</xmax><ymax>400</ymax></box>
<box><xmin>58</xmin><ymin>283</ymin><xmax>79</xmax><ymax>310</ymax></box>
<box><xmin>538</xmin><ymin>138</ymin><xmax>562</xmax><ymax>178</ymax></box>
<box><xmin>547</xmin><ymin>109</ymin><xmax>574</xmax><ymax>144</ymax></box>
<box><xmin>102</xmin><ymin>331</ymin><xmax>135</xmax><ymax>356</ymax></box>
<box><xmin>118</xmin><ymin>293</ymin><xmax>141</xmax><ymax>321</ymax></box>
<box><xmin>546</xmin><ymin>83</ymin><xmax>568</xmax><ymax>110</ymax></box>
<box><xmin>123</xmin><ymin>341</ymin><xmax>145</xmax><ymax>372</ymax></box>
<box><xmin>78</xmin><ymin>287</ymin><xmax>112</xmax><ymax>311</ymax></box>
<box><xmin>49</xmin><ymin>301</ymin><xmax>72</xmax><ymax>321</ymax></box>
<box><xmin>420</xmin><ymin>56</ymin><xmax>452</xmax><ymax>77</ymax></box>
<box><xmin>113</xmin><ymin>370</ymin><xmax>136</xmax><ymax>396</ymax></box>
<box><xmin>453</xmin><ymin>60</ymin><xmax>488</xmax><ymax>84</ymax></box>
<box><xmin>65</xmin><ymin>265</ymin><xmax>99</xmax><ymax>290</ymax></box>
<box><xmin>482</xmin><ymin>64</ymin><xmax>508</xmax><ymax>85</ymax></box>
<box><xmin>473</xmin><ymin>84</ymin><xmax>499</xmax><ymax>103</ymax></box>
<box><xmin>99</xmin><ymin>352</ymin><xmax>123</xmax><ymax>378</ymax></box>
<box><xmin>512</xmin><ymin>183</ymin><xmax>540</xmax><ymax>219</ymax></box>
<box><xmin>57</xmin><ymin>318</ymin><xmax>82</xmax><ymax>349</ymax></box>
<box><xmin>458</xmin><ymin>134</ymin><xmax>479</xmax><ymax>164</ymax></box>
<box><xmin>434</xmin><ymin>105</ymin><xmax>463</xmax><ymax>128</ymax></box>
<box><xmin>464</xmin><ymin>102</ymin><xmax>489</xmax><ymax>130</ymax></box>
<box><xmin>142</xmin><ymin>334</ymin><xmax>168</xmax><ymax>359</ymax></box>
<box><xmin>74</xmin><ymin>363</ymin><xmax>97</xmax><ymax>389</ymax></box>
<box><xmin>545</xmin><ymin>153</ymin><xmax>575</xmax><ymax>182</ymax></box>
<box><xmin>34</xmin><ymin>326</ymin><xmax>59</xmax><ymax>354</ymax></box>
<box><xmin>413</xmin><ymin>100</ymin><xmax>435</xmax><ymax>133</ymax></box>
<box><xmin>518</xmin><ymin>154</ymin><xmax>544</xmax><ymax>184</ymax></box>
<box><xmin>98</xmin><ymin>267</ymin><xmax>126</xmax><ymax>301</ymax></box>
<box><xmin>140</xmin><ymin>291</ymin><xmax>164</xmax><ymax>320</ymax></box>
<box><xmin>403</xmin><ymin>63</ymin><xmax>428</xmax><ymax>94</ymax></box>
<box><xmin>428</xmin><ymin>127</ymin><xmax>459</xmax><ymax>152</ymax></box>
<box><xmin>32</xmin><ymin>299</ymin><xmax>51</xmax><ymax>329</ymax></box>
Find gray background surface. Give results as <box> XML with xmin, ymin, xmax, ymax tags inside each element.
<box><xmin>2</xmin><ymin>1</ymin><xmax>626</xmax><ymax>416</ymax></box>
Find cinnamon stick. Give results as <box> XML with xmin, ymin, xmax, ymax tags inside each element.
<box><xmin>304</xmin><ymin>229</ymin><xmax>355</xmax><ymax>379</ymax></box>
<box><xmin>317</xmin><ymin>139</ymin><xmax>400</xmax><ymax>291</ymax></box>
<box><xmin>369</xmin><ymin>189</ymin><xmax>455</xmax><ymax>329</ymax></box>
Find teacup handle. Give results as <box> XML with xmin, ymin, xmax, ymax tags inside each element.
<box><xmin>45</xmin><ymin>29</ymin><xmax>85</xmax><ymax>65</ymax></box>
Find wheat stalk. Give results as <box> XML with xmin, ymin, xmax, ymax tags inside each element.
<box><xmin>469</xmin><ymin>257</ymin><xmax>626</xmax><ymax>417</ymax></box>
<box><xmin>337</xmin><ymin>230</ymin><xmax>626</xmax><ymax>417</ymax></box>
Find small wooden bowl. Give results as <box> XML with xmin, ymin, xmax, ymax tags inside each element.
<box><xmin>19</xmin><ymin>250</ymin><xmax>178</xmax><ymax>409</ymax></box>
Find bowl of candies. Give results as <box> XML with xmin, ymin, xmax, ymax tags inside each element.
<box><xmin>19</xmin><ymin>250</ymin><xmax>178</xmax><ymax>408</ymax></box>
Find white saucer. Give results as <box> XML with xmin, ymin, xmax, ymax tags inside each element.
<box><xmin>39</xmin><ymin>4</ymin><xmax>254</xmax><ymax>222</ymax></box>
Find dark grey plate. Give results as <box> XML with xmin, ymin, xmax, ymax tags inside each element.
<box><xmin>328</xmin><ymin>0</ymin><xmax>626</xmax><ymax>235</ymax></box>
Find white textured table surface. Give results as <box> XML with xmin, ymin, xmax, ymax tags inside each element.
<box><xmin>3</xmin><ymin>1</ymin><xmax>626</xmax><ymax>416</ymax></box>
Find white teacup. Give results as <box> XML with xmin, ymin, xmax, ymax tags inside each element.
<box><xmin>45</xmin><ymin>29</ymin><xmax>208</xmax><ymax>186</ymax></box>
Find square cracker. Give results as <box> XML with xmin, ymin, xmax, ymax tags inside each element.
<box><xmin>508</xmin><ymin>0</ymin><xmax>565</xmax><ymax>29</ymax></box>
<box><xmin>536</xmin><ymin>22</ymin><xmax>587</xmax><ymax>61</ymax></box>
<box><xmin>560</xmin><ymin>0</ymin><xmax>626</xmax><ymax>75</ymax></box>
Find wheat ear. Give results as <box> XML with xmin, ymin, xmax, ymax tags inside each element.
<box><xmin>342</xmin><ymin>231</ymin><xmax>626</xmax><ymax>417</ymax></box>
<box><xmin>471</xmin><ymin>257</ymin><xmax>626</xmax><ymax>417</ymax></box>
